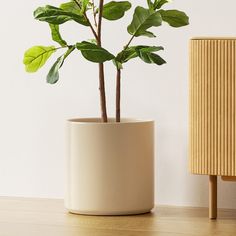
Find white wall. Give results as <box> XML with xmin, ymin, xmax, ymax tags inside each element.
<box><xmin>0</xmin><ymin>0</ymin><xmax>236</xmax><ymax>209</ymax></box>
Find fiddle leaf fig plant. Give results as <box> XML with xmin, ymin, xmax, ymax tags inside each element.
<box><xmin>23</xmin><ymin>0</ymin><xmax>189</xmax><ymax>122</ymax></box>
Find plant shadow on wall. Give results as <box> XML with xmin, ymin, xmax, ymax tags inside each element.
<box><xmin>23</xmin><ymin>0</ymin><xmax>189</xmax><ymax>122</ymax></box>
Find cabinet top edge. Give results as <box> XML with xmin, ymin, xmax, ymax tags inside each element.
<box><xmin>191</xmin><ymin>37</ymin><xmax>236</xmax><ymax>41</ymax></box>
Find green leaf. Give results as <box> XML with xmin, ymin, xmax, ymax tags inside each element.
<box><xmin>116</xmin><ymin>47</ymin><xmax>138</xmax><ymax>64</ymax></box>
<box><xmin>76</xmin><ymin>41</ymin><xmax>115</xmax><ymax>63</ymax></box>
<box><xmin>60</xmin><ymin>1</ymin><xmax>90</xmax><ymax>14</ymax></box>
<box><xmin>34</xmin><ymin>5</ymin><xmax>89</xmax><ymax>26</ymax></box>
<box><xmin>127</xmin><ymin>7</ymin><xmax>162</xmax><ymax>37</ymax></box>
<box><xmin>136</xmin><ymin>47</ymin><xmax>166</xmax><ymax>65</ymax></box>
<box><xmin>47</xmin><ymin>46</ymin><xmax>75</xmax><ymax>84</ymax></box>
<box><xmin>159</xmin><ymin>10</ymin><xmax>189</xmax><ymax>27</ymax></box>
<box><xmin>139</xmin><ymin>52</ymin><xmax>166</xmax><ymax>65</ymax></box>
<box><xmin>49</xmin><ymin>24</ymin><xmax>67</xmax><ymax>46</ymax></box>
<box><xmin>153</xmin><ymin>0</ymin><xmax>170</xmax><ymax>9</ymax></box>
<box><xmin>47</xmin><ymin>55</ymin><xmax>64</xmax><ymax>84</ymax></box>
<box><xmin>115</xmin><ymin>45</ymin><xmax>164</xmax><ymax>68</ymax></box>
<box><xmin>114</xmin><ymin>46</ymin><xmax>138</xmax><ymax>69</ymax></box>
<box><xmin>136</xmin><ymin>45</ymin><xmax>164</xmax><ymax>53</ymax></box>
<box><xmin>103</xmin><ymin>1</ymin><xmax>132</xmax><ymax>20</ymax></box>
<box><xmin>60</xmin><ymin>1</ymin><xmax>81</xmax><ymax>15</ymax></box>
<box><xmin>23</xmin><ymin>46</ymin><xmax>56</xmax><ymax>73</ymax></box>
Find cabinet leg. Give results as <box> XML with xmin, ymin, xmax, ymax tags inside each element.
<box><xmin>209</xmin><ymin>175</ymin><xmax>217</xmax><ymax>219</ymax></box>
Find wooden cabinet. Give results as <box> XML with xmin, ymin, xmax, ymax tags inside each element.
<box><xmin>189</xmin><ymin>38</ymin><xmax>236</xmax><ymax>219</ymax></box>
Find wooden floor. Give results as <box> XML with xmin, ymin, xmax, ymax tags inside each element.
<box><xmin>0</xmin><ymin>197</ymin><xmax>236</xmax><ymax>236</ymax></box>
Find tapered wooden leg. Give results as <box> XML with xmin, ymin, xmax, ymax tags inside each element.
<box><xmin>209</xmin><ymin>175</ymin><xmax>217</xmax><ymax>219</ymax></box>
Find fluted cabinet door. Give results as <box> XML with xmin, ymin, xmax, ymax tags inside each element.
<box><xmin>189</xmin><ymin>38</ymin><xmax>236</xmax><ymax>176</ymax></box>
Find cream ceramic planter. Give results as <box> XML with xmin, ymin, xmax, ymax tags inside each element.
<box><xmin>65</xmin><ymin>118</ymin><xmax>155</xmax><ymax>215</ymax></box>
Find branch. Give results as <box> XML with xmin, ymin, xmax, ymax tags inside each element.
<box><xmin>116</xmin><ymin>69</ymin><xmax>121</xmax><ymax>122</ymax></box>
<box><xmin>85</xmin><ymin>13</ymin><xmax>99</xmax><ymax>41</ymax></box>
<box><xmin>124</xmin><ymin>35</ymin><xmax>135</xmax><ymax>50</ymax></box>
<box><xmin>73</xmin><ymin>0</ymin><xmax>98</xmax><ymax>41</ymax></box>
<box><xmin>97</xmin><ymin>0</ymin><xmax>108</xmax><ymax>122</ymax></box>
<box><xmin>97</xmin><ymin>0</ymin><xmax>104</xmax><ymax>46</ymax></box>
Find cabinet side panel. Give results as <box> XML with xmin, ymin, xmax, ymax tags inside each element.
<box><xmin>189</xmin><ymin>39</ymin><xmax>236</xmax><ymax>176</ymax></box>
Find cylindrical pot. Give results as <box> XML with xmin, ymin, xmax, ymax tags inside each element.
<box><xmin>65</xmin><ymin>118</ymin><xmax>155</xmax><ymax>215</ymax></box>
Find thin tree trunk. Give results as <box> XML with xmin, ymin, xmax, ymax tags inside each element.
<box><xmin>97</xmin><ymin>0</ymin><xmax>108</xmax><ymax>122</ymax></box>
<box><xmin>115</xmin><ymin>35</ymin><xmax>135</xmax><ymax>123</ymax></box>
<box><xmin>116</xmin><ymin>69</ymin><xmax>121</xmax><ymax>122</ymax></box>
<box><xmin>99</xmin><ymin>63</ymin><xmax>108</xmax><ymax>122</ymax></box>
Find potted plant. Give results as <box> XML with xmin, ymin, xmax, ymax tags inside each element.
<box><xmin>23</xmin><ymin>0</ymin><xmax>189</xmax><ymax>215</ymax></box>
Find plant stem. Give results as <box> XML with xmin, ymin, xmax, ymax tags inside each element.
<box><xmin>97</xmin><ymin>0</ymin><xmax>108</xmax><ymax>122</ymax></box>
<box><xmin>124</xmin><ymin>35</ymin><xmax>135</xmax><ymax>50</ymax></box>
<box><xmin>114</xmin><ymin>36</ymin><xmax>135</xmax><ymax>123</ymax></box>
<box><xmin>73</xmin><ymin>0</ymin><xmax>98</xmax><ymax>41</ymax></box>
<box><xmin>84</xmin><ymin>13</ymin><xmax>99</xmax><ymax>41</ymax></box>
<box><xmin>73</xmin><ymin>0</ymin><xmax>107</xmax><ymax>122</ymax></box>
<box><xmin>116</xmin><ymin>69</ymin><xmax>121</xmax><ymax>122</ymax></box>
<box><xmin>55</xmin><ymin>46</ymin><xmax>68</xmax><ymax>50</ymax></box>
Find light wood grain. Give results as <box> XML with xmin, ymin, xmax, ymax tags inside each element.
<box><xmin>189</xmin><ymin>38</ymin><xmax>236</xmax><ymax>176</ymax></box>
<box><xmin>0</xmin><ymin>197</ymin><xmax>236</xmax><ymax>236</ymax></box>
<box><xmin>209</xmin><ymin>175</ymin><xmax>217</xmax><ymax>219</ymax></box>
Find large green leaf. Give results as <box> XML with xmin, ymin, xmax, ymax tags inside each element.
<box><xmin>76</xmin><ymin>41</ymin><xmax>115</xmax><ymax>63</ymax></box>
<box><xmin>159</xmin><ymin>10</ymin><xmax>189</xmax><ymax>27</ymax></box>
<box><xmin>127</xmin><ymin>7</ymin><xmax>162</xmax><ymax>37</ymax></box>
<box><xmin>23</xmin><ymin>46</ymin><xmax>56</xmax><ymax>73</ymax></box>
<box><xmin>34</xmin><ymin>5</ymin><xmax>89</xmax><ymax>26</ymax></box>
<box><xmin>47</xmin><ymin>46</ymin><xmax>75</xmax><ymax>84</ymax></box>
<box><xmin>103</xmin><ymin>1</ymin><xmax>132</xmax><ymax>20</ymax></box>
<box><xmin>60</xmin><ymin>1</ymin><xmax>81</xmax><ymax>15</ymax></box>
<box><xmin>49</xmin><ymin>24</ymin><xmax>67</xmax><ymax>46</ymax></box>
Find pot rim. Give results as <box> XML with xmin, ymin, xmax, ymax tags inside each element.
<box><xmin>67</xmin><ymin>118</ymin><xmax>154</xmax><ymax>125</ymax></box>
